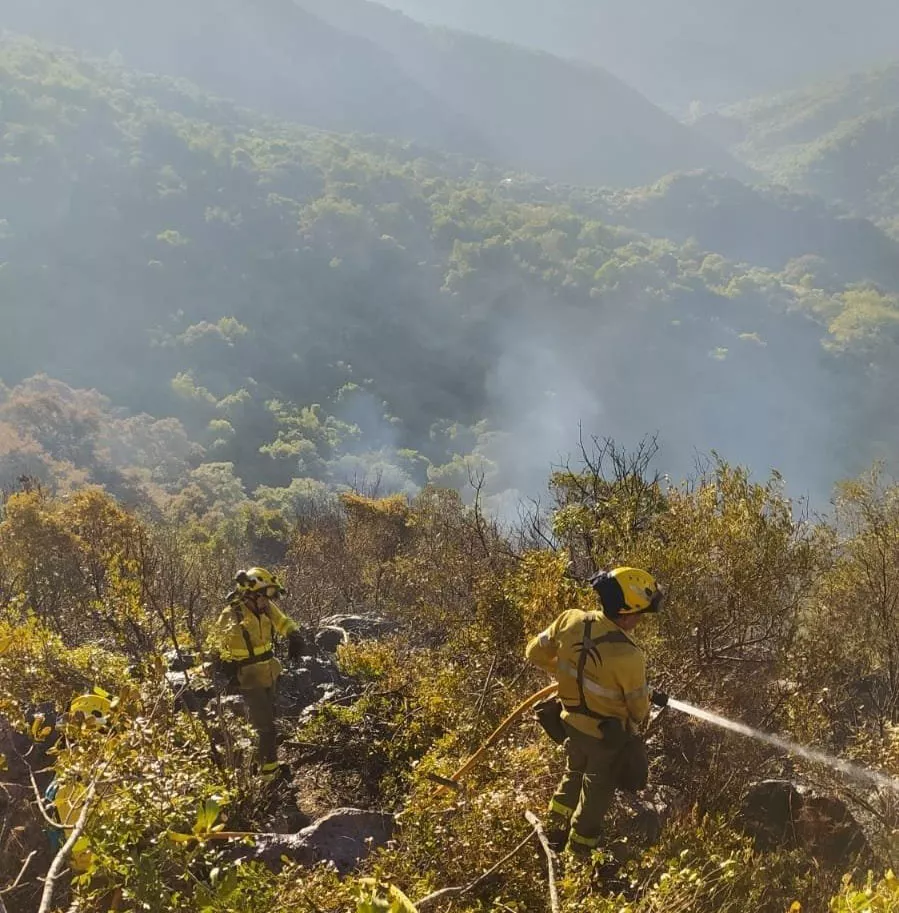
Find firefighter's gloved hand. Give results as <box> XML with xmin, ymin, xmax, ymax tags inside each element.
<box><xmin>213</xmin><ymin>659</ymin><xmax>238</xmax><ymax>693</ymax></box>
<box><xmin>287</xmin><ymin>631</ymin><xmax>306</xmax><ymax>661</ymax></box>
<box><xmin>650</xmin><ymin>689</ymin><xmax>669</xmax><ymax>709</ymax></box>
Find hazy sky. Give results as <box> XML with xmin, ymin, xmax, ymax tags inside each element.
<box><xmin>374</xmin><ymin>0</ymin><xmax>899</xmax><ymax>109</ymax></box>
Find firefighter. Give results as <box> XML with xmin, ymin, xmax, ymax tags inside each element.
<box><xmin>45</xmin><ymin>690</ymin><xmax>113</xmax><ymax>872</ymax></box>
<box><xmin>211</xmin><ymin>567</ymin><xmax>305</xmax><ymax>783</ymax></box>
<box><xmin>526</xmin><ymin>566</ymin><xmax>668</xmax><ymax>856</ymax></box>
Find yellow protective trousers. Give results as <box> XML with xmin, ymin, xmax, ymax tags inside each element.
<box><xmin>549</xmin><ymin>720</ymin><xmax>648</xmax><ymax>853</ymax></box>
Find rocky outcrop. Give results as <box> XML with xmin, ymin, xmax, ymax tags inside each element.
<box><xmin>276</xmin><ymin>656</ymin><xmax>352</xmax><ymax>716</ymax></box>
<box><xmin>165</xmin><ymin>666</ymin><xmax>216</xmax><ymax>712</ymax></box>
<box><xmin>614</xmin><ymin>783</ymin><xmax>686</xmax><ymax>848</ymax></box>
<box><xmin>227</xmin><ymin>808</ymin><xmax>394</xmax><ymax>874</ymax></box>
<box><xmin>162</xmin><ymin>649</ymin><xmax>197</xmax><ymax>672</ymax></box>
<box><xmin>737</xmin><ymin>779</ymin><xmax>872</xmax><ymax>867</ymax></box>
<box><xmin>315</xmin><ymin>625</ymin><xmax>349</xmax><ymax>653</ymax></box>
<box><xmin>164</xmin><ymin>649</ymin><xmax>353</xmax><ymax>717</ymax></box>
<box><xmin>318</xmin><ymin>614</ymin><xmax>397</xmax><ymax>643</ymax></box>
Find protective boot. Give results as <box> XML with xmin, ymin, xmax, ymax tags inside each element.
<box><xmin>566</xmin><ymin>840</ymin><xmax>596</xmax><ymax>860</ymax></box>
<box><xmin>566</xmin><ymin>828</ymin><xmax>601</xmax><ymax>859</ymax></box>
<box><xmin>545</xmin><ymin>811</ymin><xmax>571</xmax><ymax>854</ymax></box>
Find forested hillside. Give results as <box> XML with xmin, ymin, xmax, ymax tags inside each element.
<box><xmin>0</xmin><ymin>0</ymin><xmax>742</xmax><ymax>187</ymax></box>
<box><xmin>377</xmin><ymin>0</ymin><xmax>899</xmax><ymax>109</ymax></box>
<box><xmin>695</xmin><ymin>63</ymin><xmax>899</xmax><ymax>234</ymax></box>
<box><xmin>560</xmin><ymin>172</ymin><xmax>899</xmax><ymax>288</ymax></box>
<box><xmin>4</xmin><ymin>38</ymin><xmax>899</xmax><ymax>510</ymax></box>
<box><xmin>0</xmin><ymin>0</ymin><xmax>479</xmax><ymax>151</ymax></box>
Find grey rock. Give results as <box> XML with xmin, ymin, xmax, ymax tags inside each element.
<box><xmin>165</xmin><ymin>670</ymin><xmax>215</xmax><ymax>711</ymax></box>
<box><xmin>276</xmin><ymin>657</ymin><xmax>351</xmax><ymax>715</ymax></box>
<box><xmin>295</xmin><ymin>684</ymin><xmax>352</xmax><ymax>726</ymax></box>
<box><xmin>318</xmin><ymin>614</ymin><xmax>397</xmax><ymax>641</ymax></box>
<box><xmin>619</xmin><ymin>784</ymin><xmax>683</xmax><ymax>846</ymax></box>
<box><xmin>229</xmin><ymin>808</ymin><xmax>394</xmax><ymax>874</ymax></box>
<box><xmin>738</xmin><ymin>779</ymin><xmax>808</xmax><ymax>850</ymax></box>
<box><xmin>166</xmin><ymin>652</ymin><xmax>350</xmax><ymax>716</ymax></box>
<box><xmin>315</xmin><ymin>625</ymin><xmax>349</xmax><ymax>653</ymax></box>
<box><xmin>163</xmin><ymin>649</ymin><xmax>197</xmax><ymax>672</ymax></box>
<box><xmin>211</xmin><ymin>694</ymin><xmax>246</xmax><ymax>715</ymax></box>
<box><xmin>307</xmin><ymin>656</ymin><xmax>346</xmax><ymax>685</ymax></box>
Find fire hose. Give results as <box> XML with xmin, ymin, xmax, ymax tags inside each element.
<box><xmin>432</xmin><ymin>683</ymin><xmax>558</xmax><ymax>796</ymax></box>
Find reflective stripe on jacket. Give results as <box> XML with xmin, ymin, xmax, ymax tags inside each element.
<box><xmin>212</xmin><ymin>599</ymin><xmax>298</xmax><ymax>690</ymax></box>
<box><xmin>525</xmin><ymin>609</ymin><xmax>650</xmax><ymax>738</ymax></box>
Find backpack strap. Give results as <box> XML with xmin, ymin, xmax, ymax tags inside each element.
<box><xmin>231</xmin><ymin>602</ymin><xmax>262</xmax><ymax>665</ymax></box>
<box><xmin>571</xmin><ymin>616</ymin><xmax>632</xmax><ymax>721</ymax></box>
<box><xmin>594</xmin><ymin>630</ymin><xmax>632</xmax><ymax>647</ymax></box>
<box><xmin>574</xmin><ymin>615</ymin><xmax>595</xmax><ymax>716</ymax></box>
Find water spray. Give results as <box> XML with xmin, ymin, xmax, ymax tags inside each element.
<box><xmin>429</xmin><ymin>686</ymin><xmax>899</xmax><ymax>797</ymax></box>
<box><xmin>668</xmin><ymin>697</ymin><xmax>899</xmax><ymax>793</ymax></box>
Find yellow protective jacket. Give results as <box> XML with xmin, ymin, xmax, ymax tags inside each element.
<box><xmin>211</xmin><ymin>599</ymin><xmax>298</xmax><ymax>690</ymax></box>
<box><xmin>526</xmin><ymin>609</ymin><xmax>650</xmax><ymax>738</ymax></box>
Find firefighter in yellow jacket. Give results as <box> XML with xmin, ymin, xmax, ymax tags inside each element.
<box><xmin>211</xmin><ymin>567</ymin><xmax>305</xmax><ymax>783</ymax></box>
<box><xmin>46</xmin><ymin>690</ymin><xmax>114</xmax><ymax>872</ymax></box>
<box><xmin>525</xmin><ymin>566</ymin><xmax>668</xmax><ymax>856</ymax></box>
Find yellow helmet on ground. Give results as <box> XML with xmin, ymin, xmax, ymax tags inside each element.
<box><xmin>234</xmin><ymin>566</ymin><xmax>287</xmax><ymax>600</ymax></box>
<box><xmin>68</xmin><ymin>692</ymin><xmax>112</xmax><ymax>731</ymax></box>
<box><xmin>590</xmin><ymin>567</ymin><xmax>664</xmax><ymax>618</ymax></box>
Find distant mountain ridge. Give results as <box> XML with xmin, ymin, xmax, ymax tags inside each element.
<box><xmin>376</xmin><ymin>0</ymin><xmax>899</xmax><ymax>109</ymax></box>
<box><xmin>0</xmin><ymin>0</ymin><xmax>483</xmax><ymax>152</ymax></box>
<box><xmin>0</xmin><ymin>0</ymin><xmax>745</xmax><ymax>187</ymax></box>
<box><xmin>694</xmin><ymin>63</ymin><xmax>899</xmax><ymax>234</ymax></box>
<box><xmin>297</xmin><ymin>0</ymin><xmax>746</xmax><ymax>187</ymax></box>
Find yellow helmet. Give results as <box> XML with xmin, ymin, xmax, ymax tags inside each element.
<box><xmin>233</xmin><ymin>566</ymin><xmax>287</xmax><ymax>600</ymax></box>
<box><xmin>590</xmin><ymin>567</ymin><xmax>664</xmax><ymax>618</ymax></box>
<box><xmin>68</xmin><ymin>692</ymin><xmax>112</xmax><ymax>731</ymax></box>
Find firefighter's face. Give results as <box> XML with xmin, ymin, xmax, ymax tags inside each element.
<box><xmin>615</xmin><ymin>613</ymin><xmax>641</xmax><ymax>632</ymax></box>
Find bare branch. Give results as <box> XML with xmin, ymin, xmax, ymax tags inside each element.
<box><xmin>468</xmin><ymin>467</ymin><xmax>498</xmax><ymax>571</ymax></box>
<box><xmin>471</xmin><ymin>654</ymin><xmax>498</xmax><ymax>733</ymax></box>
<box><xmin>29</xmin><ymin>766</ymin><xmax>64</xmax><ymax>830</ymax></box>
<box><xmin>37</xmin><ymin>780</ymin><xmax>98</xmax><ymax>913</ymax></box>
<box><xmin>0</xmin><ymin>849</ymin><xmax>36</xmax><ymax>895</ymax></box>
<box><xmin>525</xmin><ymin>810</ymin><xmax>560</xmax><ymax>913</ymax></box>
<box><xmin>516</xmin><ymin>496</ymin><xmax>556</xmax><ymax>553</ymax></box>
